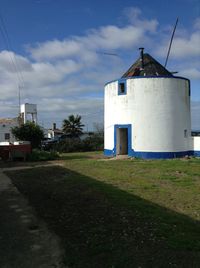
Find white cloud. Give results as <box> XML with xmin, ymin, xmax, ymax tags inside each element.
<box><xmin>0</xmin><ymin>7</ymin><xmax>200</xmax><ymax>130</ymax></box>
<box><xmin>171</xmin><ymin>32</ymin><xmax>200</xmax><ymax>58</ymax></box>
<box><xmin>27</xmin><ymin>39</ymin><xmax>83</xmax><ymax>61</ymax></box>
<box><xmin>124</xmin><ymin>6</ymin><xmax>158</xmax><ymax>32</ymax></box>
<box><xmin>0</xmin><ymin>50</ymin><xmax>32</xmax><ymax>73</ymax></box>
<box><xmin>38</xmin><ymin>97</ymin><xmax>103</xmax><ymax>113</ymax></box>
<box><xmin>26</xmin><ymin>7</ymin><xmax>158</xmax><ymax>62</ymax></box>
<box><xmin>36</xmin><ymin>97</ymin><xmax>104</xmax><ymax>129</ymax></box>
<box><xmin>179</xmin><ymin>68</ymin><xmax>200</xmax><ymax>80</ymax></box>
<box><xmin>191</xmin><ymin>101</ymin><xmax>200</xmax><ymax>130</ymax></box>
<box><xmin>155</xmin><ymin>25</ymin><xmax>200</xmax><ymax>59</ymax></box>
<box><xmin>23</xmin><ymin>59</ymin><xmax>81</xmax><ymax>87</ymax></box>
<box><xmin>0</xmin><ymin>82</ymin><xmax>18</xmax><ymax>100</ymax></box>
<box><xmin>83</xmin><ymin>25</ymin><xmax>144</xmax><ymax>50</ymax></box>
<box><xmin>194</xmin><ymin>18</ymin><xmax>200</xmax><ymax>30</ymax></box>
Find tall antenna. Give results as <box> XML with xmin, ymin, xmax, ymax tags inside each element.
<box><xmin>0</xmin><ymin>10</ymin><xmax>25</xmax><ymax>114</ymax></box>
<box><xmin>164</xmin><ymin>17</ymin><xmax>179</xmax><ymax>68</ymax></box>
<box><xmin>18</xmin><ymin>85</ymin><xmax>21</xmax><ymax>114</ymax></box>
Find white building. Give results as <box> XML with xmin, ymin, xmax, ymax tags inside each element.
<box><xmin>20</xmin><ymin>103</ymin><xmax>37</xmax><ymax>124</ymax></box>
<box><xmin>104</xmin><ymin>49</ymin><xmax>200</xmax><ymax>159</ymax></box>
<box><xmin>47</xmin><ymin>123</ymin><xmax>63</xmax><ymax>140</ymax></box>
<box><xmin>0</xmin><ymin>118</ymin><xmax>19</xmax><ymax>143</ymax></box>
<box><xmin>0</xmin><ymin>103</ymin><xmax>38</xmax><ymax>143</ymax></box>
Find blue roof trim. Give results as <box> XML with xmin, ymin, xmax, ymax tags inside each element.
<box><xmin>104</xmin><ymin>75</ymin><xmax>190</xmax><ymax>87</ymax></box>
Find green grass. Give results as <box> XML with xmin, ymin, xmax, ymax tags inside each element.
<box><xmin>5</xmin><ymin>152</ymin><xmax>200</xmax><ymax>267</ymax></box>
<box><xmin>62</xmin><ymin>154</ymin><xmax>200</xmax><ymax>221</ymax></box>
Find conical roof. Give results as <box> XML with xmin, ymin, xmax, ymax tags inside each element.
<box><xmin>121</xmin><ymin>53</ymin><xmax>173</xmax><ymax>78</ymax></box>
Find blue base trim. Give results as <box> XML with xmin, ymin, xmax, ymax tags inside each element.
<box><xmin>104</xmin><ymin>149</ymin><xmax>114</xmax><ymax>157</ymax></box>
<box><xmin>129</xmin><ymin>150</ymin><xmax>194</xmax><ymax>159</ymax></box>
<box><xmin>104</xmin><ymin>149</ymin><xmax>194</xmax><ymax>159</ymax></box>
<box><xmin>193</xmin><ymin>151</ymin><xmax>200</xmax><ymax>157</ymax></box>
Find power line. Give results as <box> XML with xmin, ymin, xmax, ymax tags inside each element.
<box><xmin>0</xmin><ymin>11</ymin><xmax>25</xmax><ymax>85</ymax></box>
<box><xmin>0</xmin><ymin>10</ymin><xmax>25</xmax><ymax>112</ymax></box>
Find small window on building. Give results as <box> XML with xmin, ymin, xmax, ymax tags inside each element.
<box><xmin>118</xmin><ymin>81</ymin><xmax>126</xmax><ymax>95</ymax></box>
<box><xmin>184</xmin><ymin>129</ymin><xmax>187</xmax><ymax>138</ymax></box>
<box><xmin>5</xmin><ymin>133</ymin><xmax>10</xmax><ymax>140</ymax></box>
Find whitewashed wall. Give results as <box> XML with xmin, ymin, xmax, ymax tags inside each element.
<box><xmin>0</xmin><ymin>120</ymin><xmax>19</xmax><ymax>142</ymax></box>
<box><xmin>104</xmin><ymin>77</ymin><xmax>191</xmax><ymax>153</ymax></box>
<box><xmin>193</xmin><ymin>137</ymin><xmax>200</xmax><ymax>152</ymax></box>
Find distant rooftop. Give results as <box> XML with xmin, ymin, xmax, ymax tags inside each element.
<box><xmin>122</xmin><ymin>53</ymin><xmax>173</xmax><ymax>78</ymax></box>
<box><xmin>0</xmin><ymin>118</ymin><xmax>18</xmax><ymax>124</ymax></box>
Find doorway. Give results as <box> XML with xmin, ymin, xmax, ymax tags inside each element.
<box><xmin>116</xmin><ymin>128</ymin><xmax>128</xmax><ymax>155</ymax></box>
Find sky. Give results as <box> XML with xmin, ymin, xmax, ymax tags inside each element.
<box><xmin>0</xmin><ymin>0</ymin><xmax>199</xmax><ymax>130</ymax></box>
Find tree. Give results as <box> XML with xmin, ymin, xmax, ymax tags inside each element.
<box><xmin>62</xmin><ymin>114</ymin><xmax>84</xmax><ymax>138</ymax></box>
<box><xmin>12</xmin><ymin>122</ymin><xmax>44</xmax><ymax>149</ymax></box>
<box><xmin>93</xmin><ymin>122</ymin><xmax>104</xmax><ymax>136</ymax></box>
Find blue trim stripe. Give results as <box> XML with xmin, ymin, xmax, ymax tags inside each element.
<box><xmin>193</xmin><ymin>151</ymin><xmax>200</xmax><ymax>157</ymax></box>
<box><xmin>130</xmin><ymin>150</ymin><xmax>193</xmax><ymax>159</ymax></box>
<box><xmin>104</xmin><ymin>75</ymin><xmax>190</xmax><ymax>87</ymax></box>
<box><xmin>104</xmin><ymin>149</ymin><xmax>194</xmax><ymax>159</ymax></box>
<box><xmin>104</xmin><ymin>149</ymin><xmax>114</xmax><ymax>156</ymax></box>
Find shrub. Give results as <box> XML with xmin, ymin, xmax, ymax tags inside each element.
<box><xmin>27</xmin><ymin>149</ymin><xmax>59</xmax><ymax>161</ymax></box>
<box><xmin>12</xmin><ymin>122</ymin><xmax>44</xmax><ymax>149</ymax></box>
<box><xmin>52</xmin><ymin>134</ymin><xmax>104</xmax><ymax>153</ymax></box>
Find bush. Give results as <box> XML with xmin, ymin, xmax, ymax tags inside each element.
<box><xmin>52</xmin><ymin>134</ymin><xmax>104</xmax><ymax>153</ymax></box>
<box><xmin>12</xmin><ymin>122</ymin><xmax>44</xmax><ymax>149</ymax></box>
<box><xmin>27</xmin><ymin>149</ymin><xmax>59</xmax><ymax>161</ymax></box>
<box><xmin>83</xmin><ymin>134</ymin><xmax>104</xmax><ymax>151</ymax></box>
<box><xmin>53</xmin><ymin>139</ymin><xmax>83</xmax><ymax>153</ymax></box>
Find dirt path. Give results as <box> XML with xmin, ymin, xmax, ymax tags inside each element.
<box><xmin>1</xmin><ymin>162</ymin><xmax>64</xmax><ymax>172</ymax></box>
<box><xmin>0</xmin><ymin>167</ymin><xmax>65</xmax><ymax>268</ymax></box>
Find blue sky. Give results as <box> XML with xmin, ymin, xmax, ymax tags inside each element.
<box><xmin>0</xmin><ymin>0</ymin><xmax>199</xmax><ymax>130</ymax></box>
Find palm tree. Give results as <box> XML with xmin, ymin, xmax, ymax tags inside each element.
<box><xmin>62</xmin><ymin>114</ymin><xmax>84</xmax><ymax>138</ymax></box>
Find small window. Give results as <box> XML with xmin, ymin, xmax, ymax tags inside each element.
<box><xmin>187</xmin><ymin>80</ymin><xmax>191</xmax><ymax>96</ymax></box>
<box><xmin>120</xmin><ymin>83</ymin><xmax>125</xmax><ymax>93</ymax></box>
<box><xmin>118</xmin><ymin>81</ymin><xmax>126</xmax><ymax>95</ymax></box>
<box><xmin>5</xmin><ymin>133</ymin><xmax>10</xmax><ymax>140</ymax></box>
<box><xmin>184</xmin><ymin>129</ymin><xmax>187</xmax><ymax>138</ymax></box>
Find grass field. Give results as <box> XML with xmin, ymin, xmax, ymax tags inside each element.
<box><xmin>6</xmin><ymin>152</ymin><xmax>200</xmax><ymax>267</ymax></box>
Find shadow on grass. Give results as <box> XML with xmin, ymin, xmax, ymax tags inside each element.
<box><xmin>0</xmin><ymin>160</ymin><xmax>50</xmax><ymax>169</ymax></box>
<box><xmin>6</xmin><ymin>166</ymin><xmax>200</xmax><ymax>268</ymax></box>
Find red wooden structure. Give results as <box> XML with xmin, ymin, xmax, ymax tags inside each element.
<box><xmin>0</xmin><ymin>144</ymin><xmax>32</xmax><ymax>161</ymax></box>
